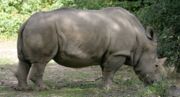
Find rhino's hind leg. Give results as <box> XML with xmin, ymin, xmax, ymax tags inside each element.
<box><xmin>101</xmin><ymin>56</ymin><xmax>126</xmax><ymax>90</ymax></box>
<box><xmin>29</xmin><ymin>62</ymin><xmax>48</xmax><ymax>91</ymax></box>
<box><xmin>15</xmin><ymin>60</ymin><xmax>31</xmax><ymax>91</ymax></box>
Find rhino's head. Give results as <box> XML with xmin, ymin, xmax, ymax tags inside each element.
<box><xmin>134</xmin><ymin>26</ymin><xmax>167</xmax><ymax>85</ymax></box>
<box><xmin>134</xmin><ymin>57</ymin><xmax>167</xmax><ymax>85</ymax></box>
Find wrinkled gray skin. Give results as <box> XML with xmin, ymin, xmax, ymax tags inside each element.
<box><xmin>15</xmin><ymin>7</ymin><xmax>167</xmax><ymax>91</ymax></box>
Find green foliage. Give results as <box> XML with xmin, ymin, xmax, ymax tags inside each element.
<box><xmin>0</xmin><ymin>0</ymin><xmax>70</xmax><ymax>39</ymax></box>
<box><xmin>60</xmin><ymin>0</ymin><xmax>114</xmax><ymax>9</ymax></box>
<box><xmin>0</xmin><ymin>0</ymin><xmax>22</xmax><ymax>39</ymax></box>
<box><xmin>0</xmin><ymin>13</ymin><xmax>20</xmax><ymax>39</ymax></box>
<box><xmin>137</xmin><ymin>0</ymin><xmax>180</xmax><ymax>71</ymax></box>
<box><xmin>61</xmin><ymin>0</ymin><xmax>143</xmax><ymax>11</ymax></box>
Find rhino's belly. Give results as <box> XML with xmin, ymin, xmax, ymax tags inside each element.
<box><xmin>53</xmin><ymin>49</ymin><xmax>100</xmax><ymax>68</ymax></box>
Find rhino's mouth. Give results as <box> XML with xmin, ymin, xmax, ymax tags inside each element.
<box><xmin>134</xmin><ymin>67</ymin><xmax>157</xmax><ymax>85</ymax></box>
<box><xmin>144</xmin><ymin>77</ymin><xmax>156</xmax><ymax>85</ymax></box>
<box><xmin>137</xmin><ymin>72</ymin><xmax>156</xmax><ymax>85</ymax></box>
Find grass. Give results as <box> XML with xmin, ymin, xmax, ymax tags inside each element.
<box><xmin>0</xmin><ymin>76</ymin><xmax>170</xmax><ymax>97</ymax></box>
<box><xmin>137</xmin><ymin>81</ymin><xmax>170</xmax><ymax>97</ymax></box>
<box><xmin>0</xmin><ymin>83</ymin><xmax>169</xmax><ymax>97</ymax></box>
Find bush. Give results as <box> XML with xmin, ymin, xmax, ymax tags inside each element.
<box><xmin>0</xmin><ymin>0</ymin><xmax>64</xmax><ymax>39</ymax></box>
<box><xmin>137</xmin><ymin>0</ymin><xmax>180</xmax><ymax>72</ymax></box>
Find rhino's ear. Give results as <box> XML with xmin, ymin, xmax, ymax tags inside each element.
<box><xmin>158</xmin><ymin>57</ymin><xmax>167</xmax><ymax>65</ymax></box>
<box><xmin>145</xmin><ymin>26</ymin><xmax>157</xmax><ymax>41</ymax></box>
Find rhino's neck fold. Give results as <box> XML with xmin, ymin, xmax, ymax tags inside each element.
<box><xmin>130</xmin><ymin>34</ymin><xmax>144</xmax><ymax>67</ymax></box>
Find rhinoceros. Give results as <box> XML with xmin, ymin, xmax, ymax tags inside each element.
<box><xmin>15</xmin><ymin>7</ymin><xmax>167</xmax><ymax>91</ymax></box>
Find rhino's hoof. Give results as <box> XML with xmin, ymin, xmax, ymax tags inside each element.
<box><xmin>13</xmin><ymin>86</ymin><xmax>32</xmax><ymax>91</ymax></box>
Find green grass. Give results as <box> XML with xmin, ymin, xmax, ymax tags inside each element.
<box><xmin>137</xmin><ymin>80</ymin><xmax>170</xmax><ymax>97</ymax></box>
<box><xmin>0</xmin><ymin>83</ymin><xmax>102</xmax><ymax>97</ymax></box>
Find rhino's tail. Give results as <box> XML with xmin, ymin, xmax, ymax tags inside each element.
<box><xmin>17</xmin><ymin>21</ymin><xmax>29</xmax><ymax>62</ymax></box>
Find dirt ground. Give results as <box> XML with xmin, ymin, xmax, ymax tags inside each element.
<box><xmin>0</xmin><ymin>41</ymin><xmax>171</xmax><ymax>97</ymax></box>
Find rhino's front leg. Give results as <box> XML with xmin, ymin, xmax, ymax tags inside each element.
<box><xmin>15</xmin><ymin>60</ymin><xmax>31</xmax><ymax>91</ymax></box>
<box><xmin>29</xmin><ymin>62</ymin><xmax>48</xmax><ymax>91</ymax></box>
<box><xmin>101</xmin><ymin>56</ymin><xmax>126</xmax><ymax>90</ymax></box>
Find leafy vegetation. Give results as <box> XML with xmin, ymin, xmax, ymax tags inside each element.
<box><xmin>137</xmin><ymin>0</ymin><xmax>180</xmax><ymax>73</ymax></box>
<box><xmin>0</xmin><ymin>0</ymin><xmax>62</xmax><ymax>39</ymax></box>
